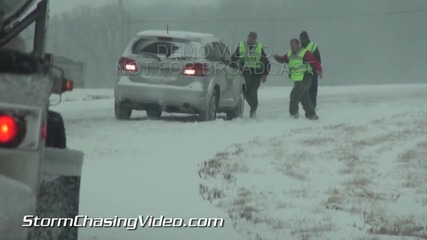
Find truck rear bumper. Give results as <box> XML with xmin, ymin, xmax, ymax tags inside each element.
<box><xmin>0</xmin><ymin>174</ymin><xmax>35</xmax><ymax>240</ymax></box>
<box><xmin>31</xmin><ymin>148</ymin><xmax>84</xmax><ymax>240</ymax></box>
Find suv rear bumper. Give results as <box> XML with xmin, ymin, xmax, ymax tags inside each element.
<box><xmin>114</xmin><ymin>77</ymin><xmax>207</xmax><ymax>110</ymax></box>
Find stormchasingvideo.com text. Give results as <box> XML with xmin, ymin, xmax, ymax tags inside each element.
<box><xmin>22</xmin><ymin>215</ymin><xmax>224</xmax><ymax>230</ymax></box>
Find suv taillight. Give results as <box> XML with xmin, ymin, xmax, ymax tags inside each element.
<box><xmin>182</xmin><ymin>63</ymin><xmax>208</xmax><ymax>76</ymax></box>
<box><xmin>0</xmin><ymin>114</ymin><xmax>26</xmax><ymax>148</ymax></box>
<box><xmin>41</xmin><ymin>122</ymin><xmax>47</xmax><ymax>140</ymax></box>
<box><xmin>117</xmin><ymin>56</ymin><xmax>139</xmax><ymax>74</ymax></box>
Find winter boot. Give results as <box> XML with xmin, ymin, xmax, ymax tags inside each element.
<box><xmin>250</xmin><ymin>109</ymin><xmax>256</xmax><ymax>118</ymax></box>
<box><xmin>291</xmin><ymin>112</ymin><xmax>299</xmax><ymax>119</ymax></box>
<box><xmin>306</xmin><ymin>114</ymin><xmax>319</xmax><ymax>120</ymax></box>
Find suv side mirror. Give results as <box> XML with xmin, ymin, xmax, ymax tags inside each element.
<box><xmin>222</xmin><ymin>57</ymin><xmax>231</xmax><ymax>65</ymax></box>
<box><xmin>44</xmin><ymin>53</ymin><xmax>54</xmax><ymax>66</ymax></box>
<box><xmin>228</xmin><ymin>59</ymin><xmax>240</xmax><ymax>69</ymax></box>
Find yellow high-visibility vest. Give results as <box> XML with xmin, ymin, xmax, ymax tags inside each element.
<box><xmin>239</xmin><ymin>41</ymin><xmax>263</xmax><ymax>69</ymax></box>
<box><xmin>286</xmin><ymin>48</ymin><xmax>311</xmax><ymax>81</ymax></box>
<box><xmin>306</xmin><ymin>42</ymin><xmax>318</xmax><ymax>53</ymax></box>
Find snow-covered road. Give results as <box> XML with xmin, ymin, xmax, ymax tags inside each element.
<box><xmin>51</xmin><ymin>84</ymin><xmax>427</xmax><ymax>240</ymax></box>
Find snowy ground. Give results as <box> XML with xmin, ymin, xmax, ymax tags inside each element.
<box><xmin>51</xmin><ymin>83</ymin><xmax>427</xmax><ymax>240</ymax></box>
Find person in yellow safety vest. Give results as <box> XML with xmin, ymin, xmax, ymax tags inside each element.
<box><xmin>231</xmin><ymin>31</ymin><xmax>270</xmax><ymax>118</ymax></box>
<box><xmin>300</xmin><ymin>31</ymin><xmax>322</xmax><ymax>110</ymax></box>
<box><xmin>273</xmin><ymin>38</ymin><xmax>323</xmax><ymax>120</ymax></box>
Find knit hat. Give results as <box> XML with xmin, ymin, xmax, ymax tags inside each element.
<box><xmin>299</xmin><ymin>31</ymin><xmax>309</xmax><ymax>41</ymax></box>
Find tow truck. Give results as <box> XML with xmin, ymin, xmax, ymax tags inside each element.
<box><xmin>0</xmin><ymin>1</ymin><xmax>84</xmax><ymax>239</ymax></box>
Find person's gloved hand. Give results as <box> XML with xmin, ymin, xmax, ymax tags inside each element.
<box><xmin>261</xmin><ymin>75</ymin><xmax>267</xmax><ymax>83</ymax></box>
<box><xmin>317</xmin><ymin>71</ymin><xmax>323</xmax><ymax>79</ymax></box>
<box><xmin>273</xmin><ymin>54</ymin><xmax>282</xmax><ymax>62</ymax></box>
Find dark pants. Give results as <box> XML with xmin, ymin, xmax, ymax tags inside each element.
<box><xmin>309</xmin><ymin>73</ymin><xmax>318</xmax><ymax>109</ymax></box>
<box><xmin>290</xmin><ymin>74</ymin><xmax>316</xmax><ymax>117</ymax></box>
<box><xmin>242</xmin><ymin>72</ymin><xmax>262</xmax><ymax>113</ymax></box>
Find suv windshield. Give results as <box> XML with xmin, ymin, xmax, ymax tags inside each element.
<box><xmin>131</xmin><ymin>38</ymin><xmax>205</xmax><ymax>59</ymax></box>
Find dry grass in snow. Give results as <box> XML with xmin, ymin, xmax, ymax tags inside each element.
<box><xmin>198</xmin><ymin>111</ymin><xmax>427</xmax><ymax>240</ymax></box>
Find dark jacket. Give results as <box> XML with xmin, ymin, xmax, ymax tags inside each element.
<box><xmin>231</xmin><ymin>42</ymin><xmax>271</xmax><ymax>76</ymax></box>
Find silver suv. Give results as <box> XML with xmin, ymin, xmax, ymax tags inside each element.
<box><xmin>114</xmin><ymin>30</ymin><xmax>246</xmax><ymax>121</ymax></box>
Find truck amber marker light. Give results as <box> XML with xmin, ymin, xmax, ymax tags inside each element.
<box><xmin>63</xmin><ymin>79</ymin><xmax>74</xmax><ymax>92</ymax></box>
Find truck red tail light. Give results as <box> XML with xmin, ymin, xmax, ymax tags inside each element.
<box><xmin>0</xmin><ymin>115</ymin><xmax>17</xmax><ymax>143</ymax></box>
<box><xmin>182</xmin><ymin>63</ymin><xmax>208</xmax><ymax>76</ymax></box>
<box><xmin>0</xmin><ymin>114</ymin><xmax>26</xmax><ymax>148</ymax></box>
<box><xmin>117</xmin><ymin>56</ymin><xmax>139</xmax><ymax>74</ymax></box>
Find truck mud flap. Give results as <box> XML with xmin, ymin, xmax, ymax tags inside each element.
<box><xmin>32</xmin><ymin>148</ymin><xmax>84</xmax><ymax>240</ymax></box>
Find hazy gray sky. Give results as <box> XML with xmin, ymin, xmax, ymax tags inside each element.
<box><xmin>49</xmin><ymin>0</ymin><xmax>113</xmax><ymax>13</ymax></box>
<box><xmin>49</xmin><ymin>0</ymin><xmax>210</xmax><ymax>14</ymax></box>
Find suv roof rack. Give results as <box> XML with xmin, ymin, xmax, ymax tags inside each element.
<box><xmin>136</xmin><ymin>30</ymin><xmax>216</xmax><ymax>42</ymax></box>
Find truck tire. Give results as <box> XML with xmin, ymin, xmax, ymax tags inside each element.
<box><xmin>46</xmin><ymin>110</ymin><xmax>66</xmax><ymax>149</ymax></box>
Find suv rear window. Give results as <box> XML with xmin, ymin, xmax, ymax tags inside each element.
<box><xmin>131</xmin><ymin>38</ymin><xmax>206</xmax><ymax>59</ymax></box>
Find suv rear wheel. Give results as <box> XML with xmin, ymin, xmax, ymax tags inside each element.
<box><xmin>199</xmin><ymin>89</ymin><xmax>218</xmax><ymax>122</ymax></box>
<box><xmin>226</xmin><ymin>90</ymin><xmax>245</xmax><ymax>120</ymax></box>
<box><xmin>115</xmin><ymin>101</ymin><xmax>132</xmax><ymax>120</ymax></box>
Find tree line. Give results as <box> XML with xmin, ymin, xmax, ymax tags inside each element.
<box><xmin>46</xmin><ymin>0</ymin><xmax>427</xmax><ymax>87</ymax></box>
